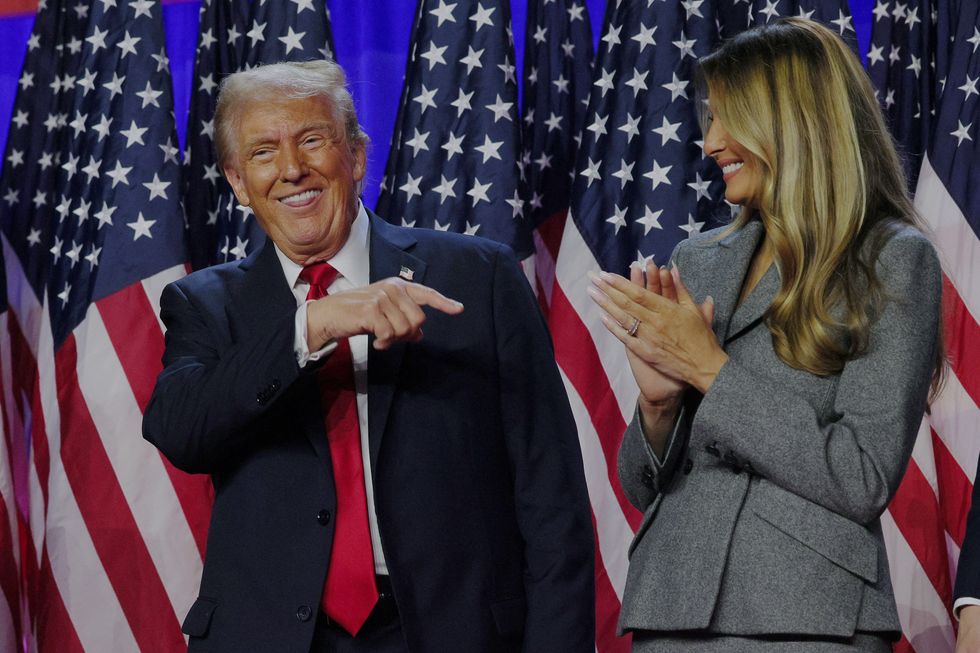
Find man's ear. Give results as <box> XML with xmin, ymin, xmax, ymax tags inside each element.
<box><xmin>352</xmin><ymin>143</ymin><xmax>367</xmax><ymax>184</ymax></box>
<box><xmin>223</xmin><ymin>165</ymin><xmax>250</xmax><ymax>206</ymax></box>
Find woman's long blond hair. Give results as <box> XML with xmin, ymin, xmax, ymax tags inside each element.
<box><xmin>697</xmin><ymin>18</ymin><xmax>944</xmax><ymax>393</ymax></box>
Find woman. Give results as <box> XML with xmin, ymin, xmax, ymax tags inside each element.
<box><xmin>589</xmin><ymin>17</ymin><xmax>944</xmax><ymax>652</ymax></box>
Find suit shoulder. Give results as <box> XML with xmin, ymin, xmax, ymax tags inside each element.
<box><xmin>873</xmin><ymin>222</ymin><xmax>940</xmax><ymax>279</ymax></box>
<box><xmin>168</xmin><ymin>259</ymin><xmax>247</xmax><ymax>298</ymax></box>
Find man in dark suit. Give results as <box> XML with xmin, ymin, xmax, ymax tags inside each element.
<box><xmin>142</xmin><ymin>59</ymin><xmax>594</xmax><ymax>653</ymax></box>
<box><xmin>955</xmin><ymin>457</ymin><xmax>980</xmax><ymax>653</ymax></box>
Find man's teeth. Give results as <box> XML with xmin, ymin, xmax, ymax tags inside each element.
<box><xmin>722</xmin><ymin>162</ymin><xmax>743</xmax><ymax>175</ymax></box>
<box><xmin>281</xmin><ymin>189</ymin><xmax>321</xmax><ymax>204</ymax></box>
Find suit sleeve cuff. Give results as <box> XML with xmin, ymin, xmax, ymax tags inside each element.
<box><xmin>294</xmin><ymin>301</ymin><xmax>337</xmax><ymax>367</ymax></box>
<box><xmin>635</xmin><ymin>403</ymin><xmax>687</xmax><ymax>492</ymax></box>
<box><xmin>955</xmin><ymin>597</ymin><xmax>980</xmax><ymax>620</ymax></box>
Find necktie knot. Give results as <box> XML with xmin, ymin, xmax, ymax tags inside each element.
<box><xmin>300</xmin><ymin>262</ymin><xmax>340</xmax><ymax>300</ymax></box>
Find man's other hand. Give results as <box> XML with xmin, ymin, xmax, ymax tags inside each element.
<box><xmin>307</xmin><ymin>277</ymin><xmax>464</xmax><ymax>351</ymax></box>
<box><xmin>958</xmin><ymin>605</ymin><xmax>980</xmax><ymax>653</ymax></box>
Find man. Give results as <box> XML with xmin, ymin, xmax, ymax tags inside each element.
<box><xmin>955</xmin><ymin>455</ymin><xmax>980</xmax><ymax>653</ymax></box>
<box><xmin>142</xmin><ymin>60</ymin><xmax>594</xmax><ymax>653</ymax></box>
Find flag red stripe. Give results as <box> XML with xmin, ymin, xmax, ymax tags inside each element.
<box><xmin>930</xmin><ymin>428</ymin><xmax>973</xmax><ymax>547</ymax></box>
<box><xmin>95</xmin><ymin>285</ymin><xmax>164</xmax><ymax>413</ymax></box>
<box><xmin>53</xmin><ymin>334</ymin><xmax>185</xmax><ymax>652</ymax></box>
<box><xmin>592</xmin><ymin>516</ymin><xmax>631</xmax><ymax>653</ymax></box>
<box><xmin>7</xmin><ymin>313</ymin><xmax>49</xmax><ymax>508</ymax></box>
<box><xmin>942</xmin><ymin>275</ymin><xmax>980</xmax><ymax>409</ymax></box>
<box><xmin>889</xmin><ymin>458</ymin><xmax>955</xmax><ymax>624</ymax></box>
<box><xmin>0</xmin><ymin>482</ymin><xmax>21</xmax><ymax>651</ymax></box>
<box><xmin>550</xmin><ymin>282</ymin><xmax>642</xmax><ymax>529</ymax></box>
<box><xmin>97</xmin><ymin>287</ymin><xmax>213</xmax><ymax>557</ymax></box>
<box><xmin>893</xmin><ymin>635</ymin><xmax>915</xmax><ymax>653</ymax></box>
<box><xmin>537</xmin><ymin>210</ymin><xmax>567</xmax><ymax>261</ymax></box>
<box><xmin>34</xmin><ymin>551</ymin><xmax>85</xmax><ymax>653</ymax></box>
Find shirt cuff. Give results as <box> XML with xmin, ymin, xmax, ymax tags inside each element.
<box><xmin>295</xmin><ymin>301</ymin><xmax>337</xmax><ymax>367</ymax></box>
<box><xmin>954</xmin><ymin>597</ymin><xmax>980</xmax><ymax>620</ymax></box>
<box><xmin>636</xmin><ymin>402</ymin><xmax>685</xmax><ymax>469</ymax></box>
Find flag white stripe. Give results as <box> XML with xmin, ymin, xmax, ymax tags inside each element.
<box><xmin>929</xmin><ymin>368</ymin><xmax>980</xmax><ymax>483</ymax></box>
<box><xmin>74</xmin><ymin>304</ymin><xmax>203</xmax><ymax>619</ymax></box>
<box><xmin>44</xmin><ymin>451</ymin><xmax>140</xmax><ymax>653</ymax></box>
<box><xmin>916</xmin><ymin>155</ymin><xmax>980</xmax><ymax>323</ymax></box>
<box><xmin>882</xmin><ymin>509</ymin><xmax>956</xmax><ymax>652</ymax></box>
<box><xmin>0</xmin><ymin>313</ymin><xmax>21</xmax><ymax>560</ymax></box>
<box><xmin>911</xmin><ymin>418</ymin><xmax>940</xmax><ymax>495</ymax></box>
<box><xmin>556</xmin><ymin>213</ymin><xmax>639</xmax><ymax>421</ymax></box>
<box><xmin>142</xmin><ymin>264</ymin><xmax>185</xmax><ymax>337</ymax></box>
<box><xmin>37</xmin><ymin>287</ymin><xmax>142</xmax><ymax>651</ymax></box>
<box><xmin>560</xmin><ymin>368</ymin><xmax>631</xmax><ymax>601</ymax></box>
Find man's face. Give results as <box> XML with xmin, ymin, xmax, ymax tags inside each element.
<box><xmin>224</xmin><ymin>95</ymin><xmax>366</xmax><ymax>264</ymax></box>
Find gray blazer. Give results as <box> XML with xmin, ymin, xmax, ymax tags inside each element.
<box><xmin>617</xmin><ymin>220</ymin><xmax>941</xmax><ymax>639</ymax></box>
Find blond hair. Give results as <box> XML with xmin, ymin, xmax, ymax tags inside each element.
<box><xmin>697</xmin><ymin>18</ymin><xmax>943</xmax><ymax>392</ymax></box>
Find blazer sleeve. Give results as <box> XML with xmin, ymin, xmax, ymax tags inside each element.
<box><xmin>490</xmin><ymin>245</ymin><xmax>596</xmax><ymax>652</ymax></box>
<box><xmin>689</xmin><ymin>229</ymin><xmax>941</xmax><ymax>525</ymax></box>
<box><xmin>617</xmin><ymin>238</ymin><xmax>697</xmax><ymax>511</ymax></box>
<box><xmin>618</xmin><ymin>402</ymin><xmax>692</xmax><ymax>511</ymax></box>
<box><xmin>142</xmin><ymin>280</ymin><xmax>304</xmax><ymax>473</ymax></box>
<box><xmin>955</xmin><ymin>451</ymin><xmax>980</xmax><ymax>603</ymax></box>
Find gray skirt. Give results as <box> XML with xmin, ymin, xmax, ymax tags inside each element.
<box><xmin>630</xmin><ymin>632</ymin><xmax>893</xmax><ymax>652</ymax></box>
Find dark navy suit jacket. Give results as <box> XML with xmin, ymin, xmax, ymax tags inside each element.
<box><xmin>955</xmin><ymin>455</ymin><xmax>980</xmax><ymax>607</ymax></box>
<box><xmin>142</xmin><ymin>214</ymin><xmax>595</xmax><ymax>652</ymax></box>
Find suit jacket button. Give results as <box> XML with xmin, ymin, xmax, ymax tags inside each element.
<box><xmin>270</xmin><ymin>378</ymin><xmax>281</xmax><ymax>392</ymax></box>
<box><xmin>683</xmin><ymin>458</ymin><xmax>693</xmax><ymax>475</ymax></box>
<box><xmin>316</xmin><ymin>510</ymin><xmax>331</xmax><ymax>526</ymax></box>
<box><xmin>640</xmin><ymin>465</ymin><xmax>654</xmax><ymax>489</ymax></box>
<box><xmin>705</xmin><ymin>442</ymin><xmax>720</xmax><ymax>457</ymax></box>
<box><xmin>296</xmin><ymin>605</ymin><xmax>312</xmax><ymax>622</ymax></box>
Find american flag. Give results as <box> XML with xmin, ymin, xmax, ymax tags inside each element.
<box><xmin>1</xmin><ymin>247</ymin><xmax>21</xmax><ymax>653</ymax></box>
<box><xmin>544</xmin><ymin>1</ymin><xmax>852</xmax><ymax>650</ymax></box>
<box><xmin>184</xmin><ymin>0</ymin><xmax>335</xmax><ymax>269</ymax></box>
<box><xmin>866</xmin><ymin>0</ymin><xmax>949</xmax><ymax>188</ymax></box>
<box><xmin>519</xmin><ymin>0</ymin><xmax>593</xmax><ymax>314</ymax></box>
<box><xmin>375</xmin><ymin>0</ymin><xmax>531</xmax><ymax>257</ymax></box>
<box><xmin>871</xmin><ymin>1</ymin><xmax>980</xmax><ymax>651</ymax></box>
<box><xmin>0</xmin><ymin>1</ymin><xmax>210</xmax><ymax>651</ymax></box>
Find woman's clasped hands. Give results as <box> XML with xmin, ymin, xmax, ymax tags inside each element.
<box><xmin>587</xmin><ymin>261</ymin><xmax>729</xmax><ymax>402</ymax></box>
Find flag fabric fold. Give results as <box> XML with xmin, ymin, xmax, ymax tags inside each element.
<box><xmin>0</xmin><ymin>1</ymin><xmax>210</xmax><ymax>650</ymax></box>
<box><xmin>872</xmin><ymin>1</ymin><xmax>980</xmax><ymax>650</ymax></box>
<box><xmin>519</xmin><ymin>0</ymin><xmax>593</xmax><ymax>313</ymax></box>
<box><xmin>376</xmin><ymin>0</ymin><xmax>530</xmax><ymax>257</ymax></box>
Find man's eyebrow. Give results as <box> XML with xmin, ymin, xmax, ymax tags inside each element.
<box><xmin>242</xmin><ymin>122</ymin><xmax>338</xmax><ymax>150</ymax></box>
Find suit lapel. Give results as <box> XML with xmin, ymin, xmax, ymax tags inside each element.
<box><xmin>367</xmin><ymin>214</ymin><xmax>426</xmax><ymax>473</ymax></box>
<box><xmin>727</xmin><ymin>263</ymin><xmax>779</xmax><ymax>342</ymax></box>
<box><xmin>228</xmin><ymin>241</ymin><xmax>330</xmax><ymax>461</ymax></box>
<box><xmin>696</xmin><ymin>220</ymin><xmax>764</xmax><ymax>343</ymax></box>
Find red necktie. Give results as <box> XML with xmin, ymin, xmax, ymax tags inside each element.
<box><xmin>300</xmin><ymin>262</ymin><xmax>378</xmax><ymax>635</ymax></box>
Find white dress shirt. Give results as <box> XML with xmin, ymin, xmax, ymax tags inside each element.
<box><xmin>273</xmin><ymin>203</ymin><xmax>388</xmax><ymax>574</ymax></box>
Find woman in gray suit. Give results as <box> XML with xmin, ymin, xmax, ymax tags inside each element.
<box><xmin>589</xmin><ymin>17</ymin><xmax>946</xmax><ymax>652</ymax></box>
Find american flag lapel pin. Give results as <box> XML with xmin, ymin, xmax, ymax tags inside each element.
<box><xmin>399</xmin><ymin>266</ymin><xmax>414</xmax><ymax>281</ymax></box>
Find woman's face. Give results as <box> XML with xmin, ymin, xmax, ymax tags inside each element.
<box><xmin>703</xmin><ymin>101</ymin><xmax>763</xmax><ymax>208</ymax></box>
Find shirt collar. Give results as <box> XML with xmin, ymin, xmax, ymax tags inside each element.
<box><xmin>273</xmin><ymin>201</ymin><xmax>371</xmax><ymax>289</ymax></box>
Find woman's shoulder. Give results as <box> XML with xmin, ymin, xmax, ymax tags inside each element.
<box><xmin>869</xmin><ymin>221</ymin><xmax>940</xmax><ymax>277</ymax></box>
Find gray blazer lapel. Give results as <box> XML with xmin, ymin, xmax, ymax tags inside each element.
<box><xmin>367</xmin><ymin>215</ymin><xmax>426</xmax><ymax>473</ymax></box>
<box><xmin>690</xmin><ymin>220</ymin><xmax>764</xmax><ymax>343</ymax></box>
<box><xmin>727</xmin><ymin>263</ymin><xmax>779</xmax><ymax>342</ymax></box>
